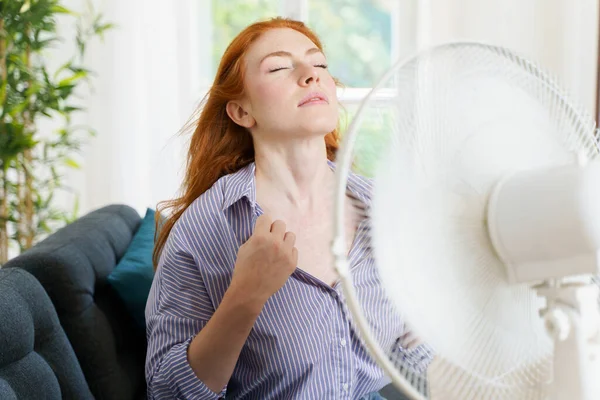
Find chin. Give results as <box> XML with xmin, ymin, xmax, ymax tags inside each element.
<box><xmin>300</xmin><ymin>113</ymin><xmax>339</xmax><ymax>135</ymax></box>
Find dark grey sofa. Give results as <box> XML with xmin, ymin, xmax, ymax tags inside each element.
<box><xmin>0</xmin><ymin>203</ymin><xmax>410</xmax><ymax>400</ymax></box>
<box><xmin>1</xmin><ymin>204</ymin><xmax>146</xmax><ymax>400</ymax></box>
<box><xmin>0</xmin><ymin>267</ymin><xmax>93</xmax><ymax>399</ymax></box>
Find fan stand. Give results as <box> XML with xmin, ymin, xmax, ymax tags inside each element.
<box><xmin>536</xmin><ymin>281</ymin><xmax>600</xmax><ymax>400</ymax></box>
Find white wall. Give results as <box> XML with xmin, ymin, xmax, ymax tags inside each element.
<box><xmin>419</xmin><ymin>0</ymin><xmax>599</xmax><ymax>113</ymax></box>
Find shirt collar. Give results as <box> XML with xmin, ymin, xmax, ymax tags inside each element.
<box><xmin>220</xmin><ymin>160</ymin><xmax>372</xmax><ymax>212</ymax></box>
<box><xmin>326</xmin><ymin>159</ymin><xmax>373</xmax><ymax>208</ymax></box>
<box><xmin>221</xmin><ymin>162</ymin><xmax>256</xmax><ymax>211</ymax></box>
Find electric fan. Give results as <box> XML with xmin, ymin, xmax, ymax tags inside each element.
<box><xmin>332</xmin><ymin>42</ymin><xmax>600</xmax><ymax>400</ymax></box>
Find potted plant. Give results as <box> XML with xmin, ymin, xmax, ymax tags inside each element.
<box><xmin>0</xmin><ymin>0</ymin><xmax>112</xmax><ymax>264</ymax></box>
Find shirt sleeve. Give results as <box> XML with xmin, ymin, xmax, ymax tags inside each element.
<box><xmin>145</xmin><ymin>228</ymin><xmax>226</xmax><ymax>400</ymax></box>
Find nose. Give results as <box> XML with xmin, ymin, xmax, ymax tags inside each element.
<box><xmin>298</xmin><ymin>64</ymin><xmax>320</xmax><ymax>86</ymax></box>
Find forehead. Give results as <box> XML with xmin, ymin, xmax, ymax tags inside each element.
<box><xmin>245</xmin><ymin>28</ymin><xmax>320</xmax><ymax>65</ymax></box>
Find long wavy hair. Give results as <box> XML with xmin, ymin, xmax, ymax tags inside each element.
<box><xmin>153</xmin><ymin>17</ymin><xmax>342</xmax><ymax>267</ymax></box>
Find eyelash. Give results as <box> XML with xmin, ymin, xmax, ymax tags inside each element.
<box><xmin>269</xmin><ymin>64</ymin><xmax>328</xmax><ymax>73</ymax></box>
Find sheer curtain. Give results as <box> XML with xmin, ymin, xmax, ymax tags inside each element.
<box><xmin>62</xmin><ymin>0</ymin><xmax>208</xmax><ymax>217</ymax></box>
<box><xmin>59</xmin><ymin>0</ymin><xmax>598</xmax><ymax>218</ymax></box>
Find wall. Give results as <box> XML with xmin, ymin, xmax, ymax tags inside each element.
<box><xmin>419</xmin><ymin>0</ymin><xmax>599</xmax><ymax>113</ymax></box>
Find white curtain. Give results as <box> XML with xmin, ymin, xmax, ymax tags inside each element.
<box><xmin>55</xmin><ymin>0</ymin><xmax>598</xmax><ymax>218</ymax></box>
<box><xmin>58</xmin><ymin>0</ymin><xmax>208</xmax><ymax>217</ymax></box>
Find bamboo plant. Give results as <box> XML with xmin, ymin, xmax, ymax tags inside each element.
<box><xmin>0</xmin><ymin>0</ymin><xmax>112</xmax><ymax>264</ymax></box>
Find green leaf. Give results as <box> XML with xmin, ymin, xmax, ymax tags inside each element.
<box><xmin>65</xmin><ymin>195</ymin><xmax>80</xmax><ymax>223</ymax></box>
<box><xmin>43</xmin><ymin>192</ymin><xmax>54</xmax><ymax>209</ymax></box>
<box><xmin>94</xmin><ymin>22</ymin><xmax>116</xmax><ymax>39</ymax></box>
<box><xmin>57</xmin><ymin>70</ymin><xmax>87</xmax><ymax>87</ymax></box>
<box><xmin>8</xmin><ymin>99</ymin><xmax>29</xmax><ymax>118</ymax></box>
<box><xmin>0</xmin><ymin>80</ymin><xmax>7</xmax><ymax>105</ymax></box>
<box><xmin>0</xmin><ymin>122</ymin><xmax>36</xmax><ymax>163</ymax></box>
<box><xmin>62</xmin><ymin>105</ymin><xmax>83</xmax><ymax>113</ymax></box>
<box><xmin>50</xmin><ymin>5</ymin><xmax>77</xmax><ymax>15</ymax></box>
<box><xmin>53</xmin><ymin>60</ymin><xmax>73</xmax><ymax>80</ymax></box>
<box><xmin>64</xmin><ymin>158</ymin><xmax>80</xmax><ymax>169</ymax></box>
<box><xmin>24</xmin><ymin>81</ymin><xmax>42</xmax><ymax>97</ymax></box>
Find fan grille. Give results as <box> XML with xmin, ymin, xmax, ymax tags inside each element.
<box><xmin>338</xmin><ymin>42</ymin><xmax>599</xmax><ymax>400</ymax></box>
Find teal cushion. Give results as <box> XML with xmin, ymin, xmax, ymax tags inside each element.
<box><xmin>108</xmin><ymin>208</ymin><xmax>156</xmax><ymax>329</ymax></box>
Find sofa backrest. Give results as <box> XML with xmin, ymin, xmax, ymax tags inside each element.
<box><xmin>3</xmin><ymin>204</ymin><xmax>146</xmax><ymax>400</ymax></box>
<box><xmin>0</xmin><ymin>268</ymin><xmax>93</xmax><ymax>399</ymax></box>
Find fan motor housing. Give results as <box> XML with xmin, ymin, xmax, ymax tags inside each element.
<box><xmin>487</xmin><ymin>161</ymin><xmax>600</xmax><ymax>283</ymax></box>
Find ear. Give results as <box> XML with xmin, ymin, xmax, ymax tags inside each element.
<box><xmin>226</xmin><ymin>100</ymin><xmax>256</xmax><ymax>129</ymax></box>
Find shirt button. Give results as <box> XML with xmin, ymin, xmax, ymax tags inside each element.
<box><xmin>342</xmin><ymin>383</ymin><xmax>349</xmax><ymax>391</ymax></box>
<box><xmin>340</xmin><ymin>339</ymin><xmax>347</xmax><ymax>347</ymax></box>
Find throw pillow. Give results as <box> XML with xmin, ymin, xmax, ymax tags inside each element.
<box><xmin>108</xmin><ymin>207</ymin><xmax>156</xmax><ymax>330</ymax></box>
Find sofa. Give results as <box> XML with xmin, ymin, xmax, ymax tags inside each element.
<box><xmin>0</xmin><ymin>204</ymin><xmax>410</xmax><ymax>400</ymax></box>
<box><xmin>1</xmin><ymin>204</ymin><xmax>146</xmax><ymax>399</ymax></box>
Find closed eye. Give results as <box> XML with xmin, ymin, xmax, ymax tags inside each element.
<box><xmin>269</xmin><ymin>67</ymin><xmax>289</xmax><ymax>73</ymax></box>
<box><xmin>269</xmin><ymin>64</ymin><xmax>328</xmax><ymax>73</ymax></box>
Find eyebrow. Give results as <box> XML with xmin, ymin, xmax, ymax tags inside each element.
<box><xmin>259</xmin><ymin>47</ymin><xmax>323</xmax><ymax>64</ymax></box>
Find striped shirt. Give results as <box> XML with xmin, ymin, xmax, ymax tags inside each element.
<box><xmin>145</xmin><ymin>160</ymin><xmax>432</xmax><ymax>399</ymax></box>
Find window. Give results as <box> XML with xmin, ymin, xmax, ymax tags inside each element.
<box><xmin>202</xmin><ymin>0</ymin><xmax>410</xmax><ymax>177</ymax></box>
<box><xmin>211</xmin><ymin>0</ymin><xmax>281</xmax><ymax>77</ymax></box>
<box><xmin>307</xmin><ymin>0</ymin><xmax>393</xmax><ymax>88</ymax></box>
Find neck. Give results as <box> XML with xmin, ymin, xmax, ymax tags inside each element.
<box><xmin>253</xmin><ymin>137</ymin><xmax>332</xmax><ymax>213</ymax></box>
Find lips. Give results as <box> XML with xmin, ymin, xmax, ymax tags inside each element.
<box><xmin>298</xmin><ymin>91</ymin><xmax>329</xmax><ymax>107</ymax></box>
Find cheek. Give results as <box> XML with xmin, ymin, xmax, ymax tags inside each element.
<box><xmin>248</xmin><ymin>81</ymin><xmax>290</xmax><ymax>128</ymax></box>
<box><xmin>324</xmin><ymin>75</ymin><xmax>337</xmax><ymax>89</ymax></box>
<box><xmin>254</xmin><ymin>81</ymin><xmax>287</xmax><ymax>109</ymax></box>
<box><xmin>323</xmin><ymin>76</ymin><xmax>338</xmax><ymax>104</ymax></box>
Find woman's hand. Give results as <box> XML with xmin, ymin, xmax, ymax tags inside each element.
<box><xmin>229</xmin><ymin>214</ymin><xmax>298</xmax><ymax>308</ymax></box>
<box><xmin>400</xmin><ymin>324</ymin><xmax>425</xmax><ymax>349</ymax></box>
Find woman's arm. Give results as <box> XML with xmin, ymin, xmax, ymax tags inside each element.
<box><xmin>146</xmin><ymin>214</ymin><xmax>297</xmax><ymax>399</ymax></box>
<box><xmin>145</xmin><ymin>243</ymin><xmax>224</xmax><ymax>400</ymax></box>
<box><xmin>188</xmin><ymin>214</ymin><xmax>297</xmax><ymax>391</ymax></box>
<box><xmin>186</xmin><ymin>284</ymin><xmax>263</xmax><ymax>392</ymax></box>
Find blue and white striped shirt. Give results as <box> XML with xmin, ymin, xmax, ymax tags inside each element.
<box><xmin>145</xmin><ymin>161</ymin><xmax>432</xmax><ymax>399</ymax></box>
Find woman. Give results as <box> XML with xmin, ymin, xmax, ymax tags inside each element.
<box><xmin>146</xmin><ymin>17</ymin><xmax>432</xmax><ymax>399</ymax></box>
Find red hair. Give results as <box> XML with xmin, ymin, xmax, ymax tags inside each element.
<box><xmin>153</xmin><ymin>17</ymin><xmax>341</xmax><ymax>267</ymax></box>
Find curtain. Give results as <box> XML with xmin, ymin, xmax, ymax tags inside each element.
<box><xmin>58</xmin><ymin>0</ymin><xmax>207</xmax><ymax>217</ymax></box>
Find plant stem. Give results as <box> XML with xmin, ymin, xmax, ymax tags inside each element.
<box><xmin>24</xmin><ymin>149</ymin><xmax>33</xmax><ymax>248</ymax></box>
<box><xmin>23</xmin><ymin>24</ymin><xmax>34</xmax><ymax>249</ymax></box>
<box><xmin>0</xmin><ymin>168</ymin><xmax>7</xmax><ymax>265</ymax></box>
<box><xmin>0</xmin><ymin>19</ymin><xmax>8</xmax><ymax>263</ymax></box>
<box><xmin>16</xmin><ymin>153</ymin><xmax>24</xmax><ymax>250</ymax></box>
<box><xmin>0</xmin><ymin>19</ymin><xmax>5</xmax><ymax>82</ymax></box>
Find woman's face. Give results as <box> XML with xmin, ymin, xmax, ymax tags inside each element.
<box><xmin>229</xmin><ymin>28</ymin><xmax>339</xmax><ymax>140</ymax></box>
